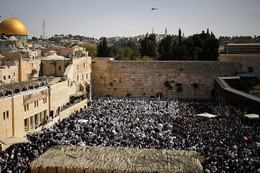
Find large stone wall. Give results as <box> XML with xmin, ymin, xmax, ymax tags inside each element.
<box><xmin>219</xmin><ymin>54</ymin><xmax>260</xmax><ymax>79</ymax></box>
<box><xmin>49</xmin><ymin>80</ymin><xmax>70</xmax><ymax>116</ymax></box>
<box><xmin>41</xmin><ymin>59</ymin><xmax>71</xmax><ymax>77</ymax></box>
<box><xmin>92</xmin><ymin>58</ymin><xmax>240</xmax><ymax>98</ymax></box>
<box><xmin>59</xmin><ymin>98</ymin><xmax>88</xmax><ymax>120</ymax></box>
<box><xmin>20</xmin><ymin>59</ymin><xmax>41</xmax><ymax>81</ymax></box>
<box><xmin>0</xmin><ymin>97</ymin><xmax>13</xmax><ymax>137</ymax></box>
<box><xmin>0</xmin><ymin>52</ymin><xmax>21</xmax><ymax>84</ymax></box>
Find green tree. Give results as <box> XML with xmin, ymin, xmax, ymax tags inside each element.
<box><xmin>97</xmin><ymin>38</ymin><xmax>110</xmax><ymax>57</ymax></box>
<box><xmin>159</xmin><ymin>30</ymin><xmax>219</xmax><ymax>61</ymax></box>
<box><xmin>136</xmin><ymin>55</ymin><xmax>154</xmax><ymax>61</ymax></box>
<box><xmin>115</xmin><ymin>47</ymin><xmax>140</xmax><ymax>60</ymax></box>
<box><xmin>178</xmin><ymin>28</ymin><xmax>182</xmax><ymax>47</ymax></box>
<box><xmin>32</xmin><ymin>36</ymin><xmax>38</xmax><ymax>41</ymax></box>
<box><xmin>83</xmin><ymin>44</ymin><xmax>97</xmax><ymax>57</ymax></box>
<box><xmin>140</xmin><ymin>33</ymin><xmax>159</xmax><ymax>60</ymax></box>
<box><xmin>126</xmin><ymin>39</ymin><xmax>138</xmax><ymax>51</ymax></box>
<box><xmin>159</xmin><ymin>35</ymin><xmax>174</xmax><ymax>60</ymax></box>
<box><xmin>196</xmin><ymin>31</ymin><xmax>219</xmax><ymax>61</ymax></box>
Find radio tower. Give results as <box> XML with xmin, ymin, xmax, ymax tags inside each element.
<box><xmin>42</xmin><ymin>20</ymin><xmax>46</xmax><ymax>39</ymax></box>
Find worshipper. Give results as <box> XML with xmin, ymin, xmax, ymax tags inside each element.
<box><xmin>0</xmin><ymin>97</ymin><xmax>259</xmax><ymax>172</ymax></box>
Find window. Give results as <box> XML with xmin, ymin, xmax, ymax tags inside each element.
<box><xmin>86</xmin><ymin>74</ymin><xmax>88</xmax><ymax>79</ymax></box>
<box><xmin>3</xmin><ymin>112</ymin><xmax>5</xmax><ymax>120</ymax></box>
<box><xmin>58</xmin><ymin>66</ymin><xmax>61</xmax><ymax>70</ymax></box>
<box><xmin>43</xmin><ymin>98</ymin><xmax>47</xmax><ymax>104</ymax></box>
<box><xmin>82</xmin><ymin>74</ymin><xmax>84</xmax><ymax>80</ymax></box>
<box><xmin>34</xmin><ymin>101</ymin><xmax>39</xmax><ymax>107</ymax></box>
<box><xmin>24</xmin><ymin>119</ymin><xmax>28</xmax><ymax>131</ymax></box>
<box><xmin>248</xmin><ymin>67</ymin><xmax>253</xmax><ymax>73</ymax></box>
<box><xmin>8</xmin><ymin>75</ymin><xmax>11</xmax><ymax>79</ymax></box>
<box><xmin>6</xmin><ymin>111</ymin><xmax>9</xmax><ymax>119</ymax></box>
<box><xmin>24</xmin><ymin>104</ymin><xmax>29</xmax><ymax>111</ymax></box>
<box><xmin>40</xmin><ymin>112</ymin><xmax>42</xmax><ymax>122</ymax></box>
<box><xmin>34</xmin><ymin>114</ymin><xmax>38</xmax><ymax>126</ymax></box>
<box><xmin>13</xmin><ymin>72</ymin><xmax>15</xmax><ymax>76</ymax></box>
<box><xmin>30</xmin><ymin>116</ymin><xmax>33</xmax><ymax>129</ymax></box>
<box><xmin>3</xmin><ymin>76</ymin><xmax>6</xmax><ymax>80</ymax></box>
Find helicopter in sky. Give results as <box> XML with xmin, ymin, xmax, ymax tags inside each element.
<box><xmin>151</xmin><ymin>8</ymin><xmax>158</xmax><ymax>10</ymax></box>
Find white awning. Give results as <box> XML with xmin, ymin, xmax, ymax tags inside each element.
<box><xmin>196</xmin><ymin>113</ymin><xmax>217</xmax><ymax>118</ymax></box>
<box><xmin>78</xmin><ymin>119</ymin><xmax>88</xmax><ymax>123</ymax></box>
<box><xmin>244</xmin><ymin>114</ymin><xmax>259</xmax><ymax>119</ymax></box>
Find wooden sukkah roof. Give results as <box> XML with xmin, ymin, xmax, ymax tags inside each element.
<box><xmin>30</xmin><ymin>145</ymin><xmax>204</xmax><ymax>173</ymax></box>
<box><xmin>0</xmin><ymin>81</ymin><xmax>44</xmax><ymax>92</ymax></box>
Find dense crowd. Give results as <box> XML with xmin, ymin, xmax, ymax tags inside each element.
<box><xmin>0</xmin><ymin>97</ymin><xmax>259</xmax><ymax>173</ymax></box>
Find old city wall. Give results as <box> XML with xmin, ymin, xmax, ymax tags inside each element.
<box><xmin>219</xmin><ymin>54</ymin><xmax>260</xmax><ymax>79</ymax></box>
<box><xmin>92</xmin><ymin>58</ymin><xmax>240</xmax><ymax>98</ymax></box>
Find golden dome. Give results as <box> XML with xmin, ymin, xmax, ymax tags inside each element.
<box><xmin>0</xmin><ymin>17</ymin><xmax>27</xmax><ymax>36</ymax></box>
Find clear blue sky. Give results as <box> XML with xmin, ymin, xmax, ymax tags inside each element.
<box><xmin>1</xmin><ymin>0</ymin><xmax>260</xmax><ymax>39</ymax></box>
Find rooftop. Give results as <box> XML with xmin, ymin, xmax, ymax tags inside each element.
<box><xmin>227</xmin><ymin>43</ymin><xmax>260</xmax><ymax>46</ymax></box>
<box><xmin>0</xmin><ymin>81</ymin><xmax>47</xmax><ymax>98</ymax></box>
<box><xmin>30</xmin><ymin>145</ymin><xmax>204</xmax><ymax>173</ymax></box>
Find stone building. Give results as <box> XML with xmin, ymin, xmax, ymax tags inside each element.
<box><xmin>219</xmin><ymin>54</ymin><xmax>260</xmax><ymax>79</ymax></box>
<box><xmin>41</xmin><ymin>51</ymin><xmax>71</xmax><ymax>77</ymax></box>
<box><xmin>0</xmin><ymin>81</ymin><xmax>49</xmax><ymax>137</ymax></box>
<box><xmin>0</xmin><ymin>75</ymin><xmax>89</xmax><ymax>139</ymax></box>
<box><xmin>57</xmin><ymin>46</ymin><xmax>88</xmax><ymax>58</ymax></box>
<box><xmin>224</xmin><ymin>43</ymin><xmax>260</xmax><ymax>54</ymax></box>
<box><xmin>0</xmin><ymin>36</ymin><xmax>19</xmax><ymax>53</ymax></box>
<box><xmin>41</xmin><ymin>50</ymin><xmax>92</xmax><ymax>98</ymax></box>
<box><xmin>0</xmin><ymin>52</ymin><xmax>21</xmax><ymax>85</ymax></box>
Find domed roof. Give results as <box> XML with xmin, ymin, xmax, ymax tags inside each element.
<box><xmin>0</xmin><ymin>17</ymin><xmax>27</xmax><ymax>36</ymax></box>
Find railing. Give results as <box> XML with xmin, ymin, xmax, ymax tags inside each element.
<box><xmin>214</xmin><ymin>77</ymin><xmax>260</xmax><ymax>112</ymax></box>
<box><xmin>59</xmin><ymin>98</ymin><xmax>88</xmax><ymax>120</ymax></box>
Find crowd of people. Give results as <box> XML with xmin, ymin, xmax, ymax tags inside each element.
<box><xmin>0</xmin><ymin>97</ymin><xmax>259</xmax><ymax>172</ymax></box>
<box><xmin>0</xmin><ymin>82</ymin><xmax>46</xmax><ymax>99</ymax></box>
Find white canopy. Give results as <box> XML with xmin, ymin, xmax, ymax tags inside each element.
<box><xmin>0</xmin><ymin>136</ymin><xmax>29</xmax><ymax>145</ymax></box>
<box><xmin>78</xmin><ymin>119</ymin><xmax>88</xmax><ymax>123</ymax></box>
<box><xmin>196</xmin><ymin>113</ymin><xmax>217</xmax><ymax>118</ymax></box>
<box><xmin>244</xmin><ymin>114</ymin><xmax>259</xmax><ymax>119</ymax></box>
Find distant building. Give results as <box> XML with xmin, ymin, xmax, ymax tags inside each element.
<box><xmin>225</xmin><ymin>43</ymin><xmax>260</xmax><ymax>54</ymax></box>
<box><xmin>0</xmin><ymin>52</ymin><xmax>21</xmax><ymax>85</ymax></box>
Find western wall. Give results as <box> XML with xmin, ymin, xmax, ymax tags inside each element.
<box><xmin>92</xmin><ymin>58</ymin><xmax>241</xmax><ymax>98</ymax></box>
<box><xmin>219</xmin><ymin>54</ymin><xmax>260</xmax><ymax>79</ymax></box>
